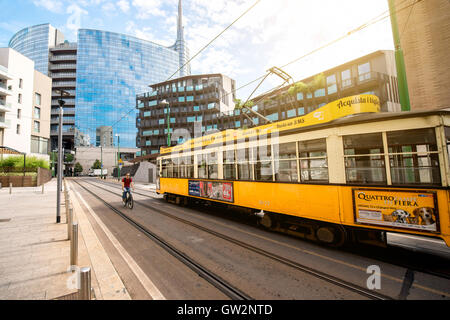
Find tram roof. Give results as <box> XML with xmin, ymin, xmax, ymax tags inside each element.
<box><xmin>159</xmin><ymin>106</ymin><xmax>450</xmax><ymax>156</ymax></box>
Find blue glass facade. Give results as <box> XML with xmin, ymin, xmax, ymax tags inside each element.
<box><xmin>9</xmin><ymin>23</ymin><xmax>64</xmax><ymax>75</ymax></box>
<box><xmin>75</xmin><ymin>29</ymin><xmax>181</xmax><ymax>148</ymax></box>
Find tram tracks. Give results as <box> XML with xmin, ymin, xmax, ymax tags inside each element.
<box><xmin>72</xmin><ymin>179</ymin><xmax>251</xmax><ymax>300</ymax></box>
<box><xmin>96</xmin><ymin>179</ymin><xmax>450</xmax><ymax>281</ymax></box>
<box><xmin>78</xmin><ymin>178</ymin><xmax>393</xmax><ymax>300</ymax></box>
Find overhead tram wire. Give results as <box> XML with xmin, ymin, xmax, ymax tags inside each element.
<box><xmin>110</xmin><ymin>0</ymin><xmax>262</xmax><ymax>129</ymax></box>
<box><xmin>166</xmin><ymin>0</ymin><xmax>262</xmax><ymax>82</ymax></box>
<box><xmin>221</xmin><ymin>0</ymin><xmax>424</xmax><ymax>106</ymax></box>
<box><xmin>111</xmin><ymin>0</ymin><xmax>422</xmax><ymax>130</ymax></box>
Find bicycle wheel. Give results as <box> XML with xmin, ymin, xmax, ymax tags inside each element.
<box><xmin>127</xmin><ymin>194</ymin><xmax>133</xmax><ymax>209</ymax></box>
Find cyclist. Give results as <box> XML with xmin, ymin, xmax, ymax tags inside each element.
<box><xmin>122</xmin><ymin>173</ymin><xmax>134</xmax><ymax>202</ymax></box>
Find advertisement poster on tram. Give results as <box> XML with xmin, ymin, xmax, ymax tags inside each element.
<box><xmin>188</xmin><ymin>180</ymin><xmax>234</xmax><ymax>203</ymax></box>
<box><xmin>353</xmin><ymin>189</ymin><xmax>438</xmax><ymax>232</ymax></box>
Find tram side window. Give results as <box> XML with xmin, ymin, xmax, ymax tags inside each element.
<box><xmin>236</xmin><ymin>148</ymin><xmax>251</xmax><ymax>180</ymax></box>
<box><xmin>161</xmin><ymin>159</ymin><xmax>170</xmax><ymax>178</ymax></box>
<box><xmin>299</xmin><ymin>139</ymin><xmax>328</xmax><ymax>182</ymax></box>
<box><xmin>171</xmin><ymin>158</ymin><xmax>179</xmax><ymax>178</ymax></box>
<box><xmin>207</xmin><ymin>152</ymin><xmax>218</xmax><ymax>179</ymax></box>
<box><xmin>388</xmin><ymin>128</ymin><xmax>440</xmax><ymax>185</ymax></box>
<box><xmin>178</xmin><ymin>156</ymin><xmax>193</xmax><ymax>178</ymax></box>
<box><xmin>223</xmin><ymin>149</ymin><xmax>236</xmax><ymax>180</ymax></box>
<box><xmin>344</xmin><ymin>133</ymin><xmax>385</xmax><ymax>184</ymax></box>
<box><xmin>253</xmin><ymin>144</ymin><xmax>273</xmax><ymax>181</ymax></box>
<box><xmin>197</xmin><ymin>154</ymin><xmax>208</xmax><ymax>179</ymax></box>
<box><xmin>274</xmin><ymin>142</ymin><xmax>298</xmax><ymax>182</ymax></box>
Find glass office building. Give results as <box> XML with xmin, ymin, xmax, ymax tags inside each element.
<box><xmin>75</xmin><ymin>29</ymin><xmax>181</xmax><ymax>148</ymax></box>
<box><xmin>9</xmin><ymin>23</ymin><xmax>64</xmax><ymax>75</ymax></box>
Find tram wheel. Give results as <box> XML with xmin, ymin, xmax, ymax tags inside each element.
<box><xmin>316</xmin><ymin>225</ymin><xmax>347</xmax><ymax>247</ymax></box>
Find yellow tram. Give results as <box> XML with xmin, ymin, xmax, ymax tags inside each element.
<box><xmin>156</xmin><ymin>94</ymin><xmax>450</xmax><ymax>247</ymax></box>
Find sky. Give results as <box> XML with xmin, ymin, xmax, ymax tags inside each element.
<box><xmin>0</xmin><ymin>0</ymin><xmax>396</xmax><ymax>100</ymax></box>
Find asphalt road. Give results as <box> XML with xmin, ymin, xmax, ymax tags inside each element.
<box><xmin>70</xmin><ymin>178</ymin><xmax>450</xmax><ymax>300</ymax></box>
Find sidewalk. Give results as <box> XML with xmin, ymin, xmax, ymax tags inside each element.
<box><xmin>0</xmin><ymin>179</ymin><xmax>130</xmax><ymax>300</ymax></box>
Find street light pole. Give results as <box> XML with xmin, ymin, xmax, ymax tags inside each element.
<box><xmin>55</xmin><ymin>89</ymin><xmax>69</xmax><ymax>224</ymax></box>
<box><xmin>161</xmin><ymin>100</ymin><xmax>171</xmax><ymax>147</ymax></box>
<box><xmin>56</xmin><ymin>98</ymin><xmax>64</xmax><ymax>223</ymax></box>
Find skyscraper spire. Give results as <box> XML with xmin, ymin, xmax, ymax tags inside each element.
<box><xmin>173</xmin><ymin>0</ymin><xmax>190</xmax><ymax>77</ymax></box>
<box><xmin>177</xmin><ymin>0</ymin><xmax>183</xmax><ymax>42</ymax></box>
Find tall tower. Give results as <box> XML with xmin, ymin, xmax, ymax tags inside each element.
<box><xmin>174</xmin><ymin>0</ymin><xmax>191</xmax><ymax>77</ymax></box>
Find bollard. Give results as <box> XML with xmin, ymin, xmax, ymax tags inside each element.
<box><xmin>9</xmin><ymin>183</ymin><xmax>12</xmax><ymax>194</ymax></box>
<box><xmin>70</xmin><ymin>222</ymin><xmax>78</xmax><ymax>267</ymax></box>
<box><xmin>42</xmin><ymin>183</ymin><xmax>45</xmax><ymax>194</ymax></box>
<box><xmin>0</xmin><ymin>182</ymin><xmax>2</xmax><ymax>189</ymax></box>
<box><xmin>78</xmin><ymin>267</ymin><xmax>92</xmax><ymax>300</ymax></box>
<box><xmin>67</xmin><ymin>207</ymin><xmax>73</xmax><ymax>240</ymax></box>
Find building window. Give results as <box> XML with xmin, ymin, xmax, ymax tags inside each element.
<box><xmin>18</xmin><ymin>93</ymin><xmax>22</xmax><ymax>104</ymax></box>
<box><xmin>35</xmin><ymin>93</ymin><xmax>41</xmax><ymax>105</ymax></box>
<box><xmin>19</xmin><ymin>79</ymin><xmax>23</xmax><ymax>89</ymax></box>
<box><xmin>298</xmin><ymin>107</ymin><xmax>305</xmax><ymax>115</ymax></box>
<box><xmin>358</xmin><ymin>62</ymin><xmax>371</xmax><ymax>82</ymax></box>
<box><xmin>34</xmin><ymin>120</ymin><xmax>40</xmax><ymax>133</ymax></box>
<box><xmin>327</xmin><ymin>74</ymin><xmax>337</xmax><ymax>94</ymax></box>
<box><xmin>267</xmin><ymin>113</ymin><xmax>278</xmax><ymax>122</ymax></box>
<box><xmin>17</xmin><ymin>109</ymin><xmax>21</xmax><ymax>119</ymax></box>
<box><xmin>297</xmin><ymin>92</ymin><xmax>304</xmax><ymax>101</ymax></box>
<box><xmin>341</xmin><ymin>69</ymin><xmax>352</xmax><ymax>88</ymax></box>
<box><xmin>34</xmin><ymin>107</ymin><xmax>41</xmax><ymax>119</ymax></box>
<box><xmin>16</xmin><ymin>124</ymin><xmax>20</xmax><ymax>134</ymax></box>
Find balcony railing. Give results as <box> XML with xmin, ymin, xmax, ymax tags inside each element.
<box><xmin>50</xmin><ymin>55</ymin><xmax>77</xmax><ymax>61</ymax></box>
<box><xmin>49</xmin><ymin>72</ymin><xmax>77</xmax><ymax>79</ymax></box>
<box><xmin>0</xmin><ymin>117</ymin><xmax>10</xmax><ymax>128</ymax></box>
<box><xmin>0</xmin><ymin>101</ymin><xmax>12</xmax><ymax>112</ymax></box>
<box><xmin>49</xmin><ymin>64</ymin><xmax>77</xmax><ymax>71</ymax></box>
<box><xmin>52</xmin><ymin>81</ymin><xmax>76</xmax><ymax>88</ymax></box>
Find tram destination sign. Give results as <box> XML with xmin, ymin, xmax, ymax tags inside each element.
<box><xmin>352</xmin><ymin>188</ymin><xmax>439</xmax><ymax>233</ymax></box>
<box><xmin>188</xmin><ymin>180</ymin><xmax>234</xmax><ymax>203</ymax></box>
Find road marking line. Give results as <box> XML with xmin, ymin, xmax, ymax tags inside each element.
<box><xmin>71</xmin><ymin>183</ymin><xmax>166</xmax><ymax>300</ymax></box>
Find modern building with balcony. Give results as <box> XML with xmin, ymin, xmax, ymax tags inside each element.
<box><xmin>9</xmin><ymin>1</ymin><xmax>191</xmax><ymax>152</ymax></box>
<box><xmin>235</xmin><ymin>50</ymin><xmax>401</xmax><ymax>130</ymax></box>
<box><xmin>0</xmin><ymin>48</ymin><xmax>51</xmax><ymax>159</ymax></box>
<box><xmin>135</xmin><ymin>50</ymin><xmax>400</xmax><ymax>159</ymax></box>
<box><xmin>136</xmin><ymin>73</ymin><xmax>236</xmax><ymax>156</ymax></box>
<box><xmin>49</xmin><ymin>41</ymin><xmax>77</xmax><ymax>152</ymax></box>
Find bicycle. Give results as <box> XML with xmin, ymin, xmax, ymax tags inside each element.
<box><xmin>122</xmin><ymin>189</ymin><xmax>134</xmax><ymax>209</ymax></box>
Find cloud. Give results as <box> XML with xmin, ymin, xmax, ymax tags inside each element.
<box><xmin>131</xmin><ymin>0</ymin><xmax>168</xmax><ymax>19</ymax></box>
<box><xmin>117</xmin><ymin>0</ymin><xmax>130</xmax><ymax>13</ymax></box>
<box><xmin>33</xmin><ymin>0</ymin><xmax>65</xmax><ymax>13</ymax></box>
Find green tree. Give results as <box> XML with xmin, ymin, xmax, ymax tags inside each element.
<box><xmin>91</xmin><ymin>159</ymin><xmax>101</xmax><ymax>169</ymax></box>
<box><xmin>74</xmin><ymin>162</ymin><xmax>83</xmax><ymax>174</ymax></box>
<box><xmin>234</xmin><ymin>99</ymin><xmax>255</xmax><ymax>110</ymax></box>
<box><xmin>65</xmin><ymin>153</ymin><xmax>74</xmax><ymax>163</ymax></box>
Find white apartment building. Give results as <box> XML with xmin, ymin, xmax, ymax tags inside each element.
<box><xmin>0</xmin><ymin>48</ymin><xmax>52</xmax><ymax>160</ymax></box>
